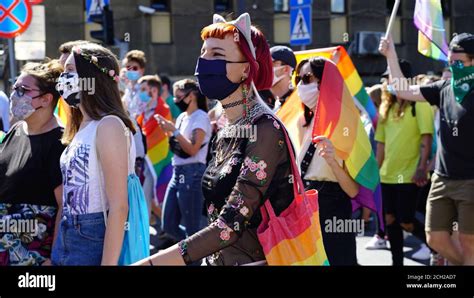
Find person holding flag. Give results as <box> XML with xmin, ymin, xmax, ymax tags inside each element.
<box><xmin>374</xmin><ymin>60</ymin><xmax>434</xmax><ymax>265</ymax></box>
<box><xmin>379</xmin><ymin>32</ymin><xmax>474</xmax><ymax>265</ymax></box>
<box><xmin>294</xmin><ymin>57</ymin><xmax>360</xmax><ymax>265</ymax></box>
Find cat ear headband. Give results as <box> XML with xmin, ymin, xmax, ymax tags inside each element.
<box><xmin>212</xmin><ymin>13</ymin><xmax>256</xmax><ymax>60</ymax></box>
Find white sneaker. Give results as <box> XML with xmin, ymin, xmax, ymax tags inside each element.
<box><xmin>412</xmin><ymin>244</ymin><xmax>431</xmax><ymax>260</ymax></box>
<box><xmin>365</xmin><ymin>235</ymin><xmax>388</xmax><ymax>250</ymax></box>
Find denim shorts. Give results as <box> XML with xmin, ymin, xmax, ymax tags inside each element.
<box><xmin>51</xmin><ymin>212</ymin><xmax>106</xmax><ymax>266</ymax></box>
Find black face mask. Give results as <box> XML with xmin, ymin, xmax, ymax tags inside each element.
<box><xmin>176</xmin><ymin>99</ymin><xmax>189</xmax><ymax>112</ymax></box>
<box><xmin>175</xmin><ymin>91</ymin><xmax>191</xmax><ymax>112</ymax></box>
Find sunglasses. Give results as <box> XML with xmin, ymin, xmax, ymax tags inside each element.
<box><xmin>295</xmin><ymin>72</ymin><xmax>315</xmax><ymax>85</ymax></box>
<box><xmin>12</xmin><ymin>85</ymin><xmax>42</xmax><ymax>97</ymax></box>
<box><xmin>126</xmin><ymin>66</ymin><xmax>140</xmax><ymax>71</ymax></box>
<box><xmin>174</xmin><ymin>90</ymin><xmax>192</xmax><ymax>102</ymax></box>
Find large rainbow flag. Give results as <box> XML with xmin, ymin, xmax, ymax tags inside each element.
<box><xmin>277</xmin><ymin>46</ymin><xmax>382</xmax><ymax>227</ymax></box>
<box><xmin>414</xmin><ymin>0</ymin><xmax>449</xmax><ymax>62</ymax></box>
<box><xmin>137</xmin><ymin>98</ymin><xmax>173</xmax><ymax>204</ymax></box>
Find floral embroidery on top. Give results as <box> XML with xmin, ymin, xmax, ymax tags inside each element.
<box><xmin>219</xmin><ymin>156</ymin><xmax>240</xmax><ymax>179</ymax></box>
<box><xmin>208</xmin><ymin>192</ymin><xmax>252</xmax><ymax>246</ymax></box>
<box><xmin>242</xmin><ymin>156</ymin><xmax>268</xmax><ymax>185</ymax></box>
<box><xmin>211</xmin><ymin>218</ymin><xmax>233</xmax><ymax>245</ymax></box>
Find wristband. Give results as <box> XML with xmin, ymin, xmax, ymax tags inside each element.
<box><xmin>172</xmin><ymin>129</ymin><xmax>181</xmax><ymax>138</ymax></box>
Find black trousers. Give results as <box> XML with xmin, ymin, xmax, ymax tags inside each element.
<box><xmin>381</xmin><ymin>183</ymin><xmax>427</xmax><ymax>266</ymax></box>
<box><xmin>304</xmin><ymin>180</ymin><xmax>358</xmax><ymax>266</ymax></box>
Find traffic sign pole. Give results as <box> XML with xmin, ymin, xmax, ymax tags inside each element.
<box><xmin>8</xmin><ymin>39</ymin><xmax>16</xmax><ymax>83</ymax></box>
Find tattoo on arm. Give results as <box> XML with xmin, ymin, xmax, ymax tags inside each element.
<box><xmin>191</xmin><ymin>129</ymin><xmax>197</xmax><ymax>146</ymax></box>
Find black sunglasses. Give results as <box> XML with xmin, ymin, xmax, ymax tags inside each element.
<box><xmin>295</xmin><ymin>72</ymin><xmax>315</xmax><ymax>85</ymax></box>
<box><xmin>12</xmin><ymin>85</ymin><xmax>42</xmax><ymax>97</ymax></box>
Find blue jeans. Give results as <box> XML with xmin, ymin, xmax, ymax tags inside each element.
<box><xmin>162</xmin><ymin>163</ymin><xmax>206</xmax><ymax>241</ymax></box>
<box><xmin>51</xmin><ymin>212</ymin><xmax>105</xmax><ymax>266</ymax></box>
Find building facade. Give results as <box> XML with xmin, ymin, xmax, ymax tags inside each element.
<box><xmin>3</xmin><ymin>0</ymin><xmax>474</xmax><ymax>86</ymax></box>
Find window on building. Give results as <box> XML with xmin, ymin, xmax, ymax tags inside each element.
<box><xmin>331</xmin><ymin>0</ymin><xmax>345</xmax><ymax>14</ymax></box>
<box><xmin>273</xmin><ymin>14</ymin><xmax>290</xmax><ymax>44</ymax></box>
<box><xmin>151</xmin><ymin>12</ymin><xmax>171</xmax><ymax>44</ymax></box>
<box><xmin>151</xmin><ymin>0</ymin><xmax>169</xmax><ymax>11</ymax></box>
<box><xmin>150</xmin><ymin>0</ymin><xmax>171</xmax><ymax>43</ymax></box>
<box><xmin>274</xmin><ymin>0</ymin><xmax>289</xmax><ymax>13</ymax></box>
<box><xmin>330</xmin><ymin>0</ymin><xmax>347</xmax><ymax>44</ymax></box>
<box><xmin>386</xmin><ymin>0</ymin><xmax>402</xmax><ymax>44</ymax></box>
<box><xmin>215</xmin><ymin>0</ymin><xmax>232</xmax><ymax>12</ymax></box>
<box><xmin>273</xmin><ymin>0</ymin><xmax>290</xmax><ymax>44</ymax></box>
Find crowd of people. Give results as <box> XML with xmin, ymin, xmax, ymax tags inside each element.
<box><xmin>0</xmin><ymin>12</ymin><xmax>473</xmax><ymax>266</ymax></box>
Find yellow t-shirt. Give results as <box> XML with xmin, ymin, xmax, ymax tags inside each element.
<box><xmin>375</xmin><ymin>102</ymin><xmax>434</xmax><ymax>184</ymax></box>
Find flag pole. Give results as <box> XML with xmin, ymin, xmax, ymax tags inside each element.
<box><xmin>385</xmin><ymin>0</ymin><xmax>401</xmax><ymax>37</ymax></box>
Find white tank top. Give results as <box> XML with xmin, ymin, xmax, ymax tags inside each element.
<box><xmin>60</xmin><ymin>115</ymin><xmax>136</xmax><ymax>215</ymax></box>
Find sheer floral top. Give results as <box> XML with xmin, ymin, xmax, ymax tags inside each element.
<box><xmin>179</xmin><ymin>101</ymin><xmax>294</xmax><ymax>266</ymax></box>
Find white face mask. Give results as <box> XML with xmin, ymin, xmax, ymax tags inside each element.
<box><xmin>272</xmin><ymin>66</ymin><xmax>286</xmax><ymax>87</ymax></box>
<box><xmin>10</xmin><ymin>91</ymin><xmax>42</xmax><ymax>121</ymax></box>
<box><xmin>297</xmin><ymin>81</ymin><xmax>319</xmax><ymax>109</ymax></box>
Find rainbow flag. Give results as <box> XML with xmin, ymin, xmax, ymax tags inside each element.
<box><xmin>414</xmin><ymin>0</ymin><xmax>449</xmax><ymax>61</ymax></box>
<box><xmin>137</xmin><ymin>98</ymin><xmax>173</xmax><ymax>204</ymax></box>
<box><xmin>313</xmin><ymin>59</ymin><xmax>379</xmax><ymax>190</ymax></box>
<box><xmin>277</xmin><ymin>46</ymin><xmax>382</xmax><ymax>228</ymax></box>
<box><xmin>292</xmin><ymin>46</ymin><xmax>378</xmax><ymax>126</ymax></box>
<box><xmin>54</xmin><ymin>98</ymin><xmax>69</xmax><ymax>127</ymax></box>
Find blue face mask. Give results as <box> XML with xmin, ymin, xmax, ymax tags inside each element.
<box><xmin>126</xmin><ymin>70</ymin><xmax>141</xmax><ymax>81</ymax></box>
<box><xmin>194</xmin><ymin>58</ymin><xmax>243</xmax><ymax>100</ymax></box>
<box><xmin>139</xmin><ymin>91</ymin><xmax>152</xmax><ymax>103</ymax></box>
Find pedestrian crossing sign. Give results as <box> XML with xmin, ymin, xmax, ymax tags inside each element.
<box><xmin>290</xmin><ymin>0</ymin><xmax>312</xmax><ymax>46</ymax></box>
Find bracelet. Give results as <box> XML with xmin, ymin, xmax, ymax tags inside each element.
<box><xmin>178</xmin><ymin>240</ymin><xmax>192</xmax><ymax>265</ymax></box>
<box><xmin>149</xmin><ymin>258</ymin><xmax>154</xmax><ymax>266</ymax></box>
<box><xmin>172</xmin><ymin>129</ymin><xmax>181</xmax><ymax>138</ymax></box>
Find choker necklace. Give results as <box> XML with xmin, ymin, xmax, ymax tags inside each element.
<box><xmin>221</xmin><ymin>99</ymin><xmax>244</xmax><ymax>109</ymax></box>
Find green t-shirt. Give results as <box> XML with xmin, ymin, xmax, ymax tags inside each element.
<box><xmin>375</xmin><ymin>102</ymin><xmax>434</xmax><ymax>184</ymax></box>
<box><xmin>165</xmin><ymin>95</ymin><xmax>182</xmax><ymax>120</ymax></box>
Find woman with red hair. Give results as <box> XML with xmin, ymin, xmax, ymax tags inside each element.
<box><xmin>135</xmin><ymin>13</ymin><xmax>295</xmax><ymax>266</ymax></box>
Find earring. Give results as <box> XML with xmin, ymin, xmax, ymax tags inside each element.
<box><xmin>242</xmin><ymin>84</ymin><xmax>249</xmax><ymax>118</ymax></box>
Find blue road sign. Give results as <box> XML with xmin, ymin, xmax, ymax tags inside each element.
<box><xmin>290</xmin><ymin>0</ymin><xmax>312</xmax><ymax>46</ymax></box>
<box><xmin>86</xmin><ymin>0</ymin><xmax>110</xmax><ymax>22</ymax></box>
